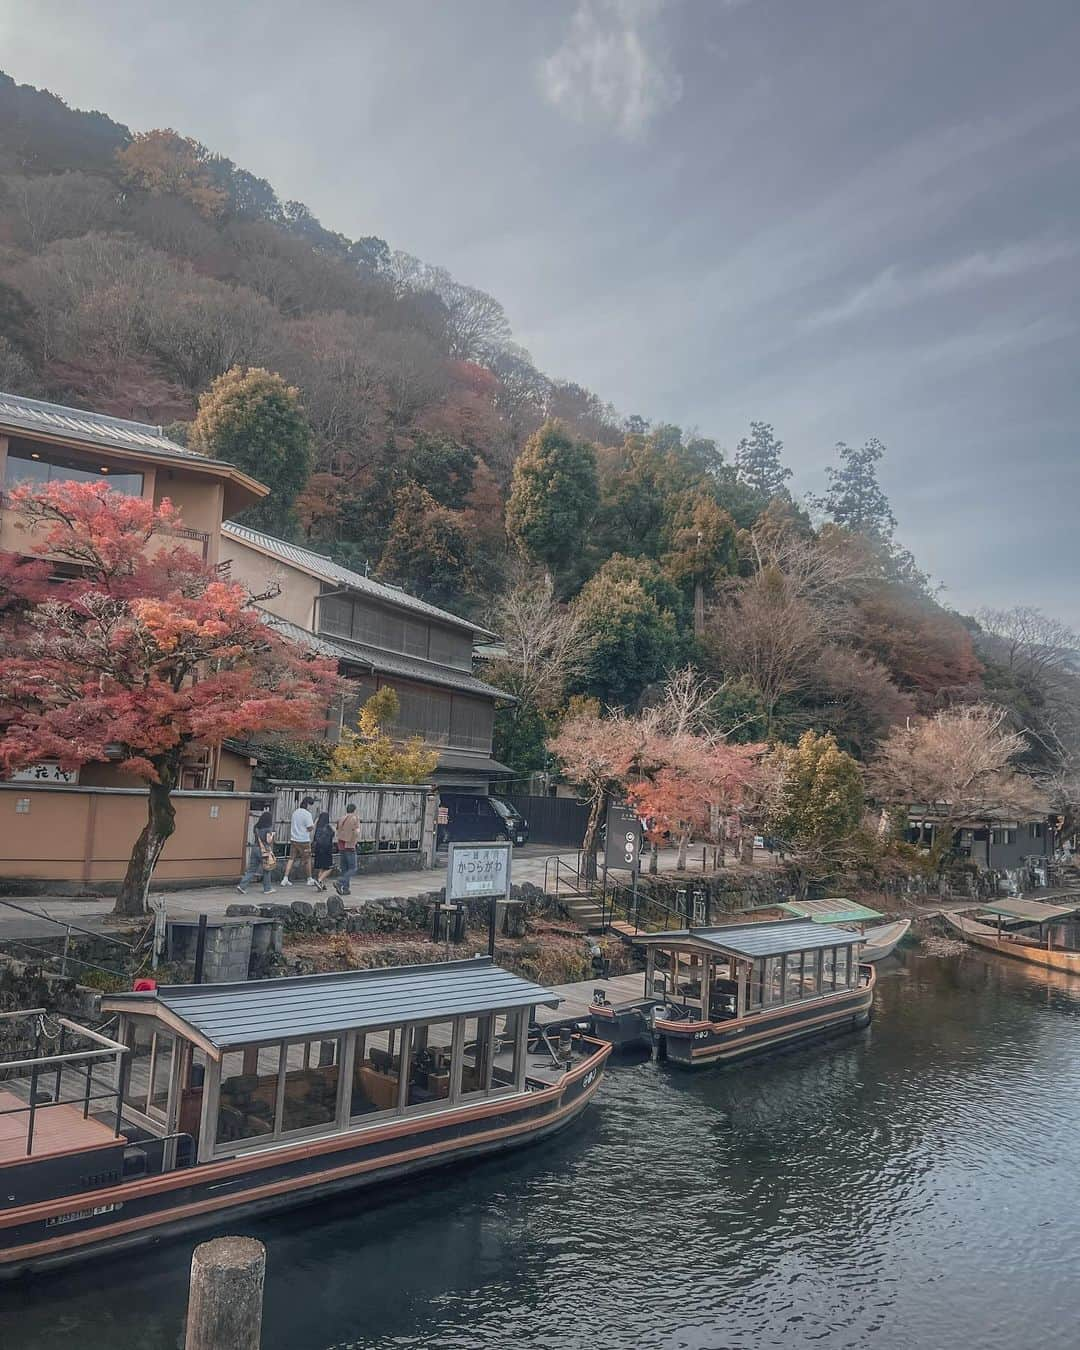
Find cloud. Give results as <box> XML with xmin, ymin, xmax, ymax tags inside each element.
<box><xmin>808</xmin><ymin>237</ymin><xmax>1080</xmax><ymax>327</ymax></box>
<box><xmin>538</xmin><ymin>0</ymin><xmax>683</xmax><ymax>139</ymax></box>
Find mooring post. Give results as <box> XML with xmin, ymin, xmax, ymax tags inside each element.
<box><xmin>184</xmin><ymin>1235</ymin><xmax>266</xmax><ymax>1350</ymax></box>
<box><xmin>193</xmin><ymin>913</ymin><xmax>208</xmax><ymax>984</ymax></box>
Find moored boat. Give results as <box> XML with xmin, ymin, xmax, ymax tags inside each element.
<box><xmin>859</xmin><ymin>920</ymin><xmax>912</xmax><ymax>962</ymax></box>
<box><xmin>0</xmin><ymin>957</ymin><xmax>609</xmax><ymax>1277</ymax></box>
<box><xmin>780</xmin><ymin>898</ymin><xmax>910</xmax><ymax>962</ymax></box>
<box><xmin>944</xmin><ymin>899</ymin><xmax>1080</xmax><ymax>972</ymax></box>
<box><xmin>630</xmin><ymin>919</ymin><xmax>875</xmax><ymax>1068</ymax></box>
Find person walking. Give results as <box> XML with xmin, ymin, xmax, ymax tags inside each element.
<box><xmin>311</xmin><ymin>810</ymin><xmax>336</xmax><ymax>891</ymax></box>
<box><xmin>236</xmin><ymin>810</ymin><xmax>277</xmax><ymax>895</ymax></box>
<box><xmin>281</xmin><ymin>796</ymin><xmax>317</xmax><ymax>887</ymax></box>
<box><xmin>333</xmin><ymin>802</ymin><xmax>360</xmax><ymax>897</ymax></box>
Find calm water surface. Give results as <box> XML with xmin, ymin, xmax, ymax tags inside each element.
<box><xmin>6</xmin><ymin>950</ymin><xmax>1080</xmax><ymax>1349</ymax></box>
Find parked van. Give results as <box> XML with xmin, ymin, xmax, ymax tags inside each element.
<box><xmin>437</xmin><ymin>793</ymin><xmax>529</xmax><ymax>849</ymax></box>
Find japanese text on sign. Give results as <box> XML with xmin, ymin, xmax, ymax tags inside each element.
<box><xmin>447</xmin><ymin>843</ymin><xmax>512</xmax><ymax>900</ymax></box>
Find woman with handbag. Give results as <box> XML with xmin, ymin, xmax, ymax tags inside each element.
<box><xmin>237</xmin><ymin>809</ymin><xmax>277</xmax><ymax>894</ymax></box>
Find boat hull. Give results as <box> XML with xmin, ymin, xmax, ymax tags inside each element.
<box><xmin>860</xmin><ymin>919</ymin><xmax>911</xmax><ymax>963</ymax></box>
<box><xmin>0</xmin><ymin>1041</ymin><xmax>611</xmax><ymax>1278</ymax></box>
<box><xmin>653</xmin><ymin>967</ymin><xmax>875</xmax><ymax>1068</ymax></box>
<box><xmin>944</xmin><ymin>914</ymin><xmax>1080</xmax><ymax>973</ymax></box>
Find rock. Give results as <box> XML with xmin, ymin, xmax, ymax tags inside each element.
<box><xmin>326</xmin><ymin>896</ymin><xmax>345</xmax><ymax>919</ymax></box>
<box><xmin>289</xmin><ymin>899</ymin><xmax>314</xmax><ymax>918</ymax></box>
<box><xmin>313</xmin><ymin>900</ymin><xmax>328</xmax><ymax>919</ymax></box>
<box><xmin>265</xmin><ymin>904</ymin><xmax>293</xmax><ymax>920</ymax></box>
<box><xmin>226</xmin><ymin>903</ymin><xmax>257</xmax><ymax>917</ymax></box>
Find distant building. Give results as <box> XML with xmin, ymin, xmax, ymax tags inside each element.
<box><xmin>905</xmin><ymin>809</ymin><xmax>1054</xmax><ymax>874</ymax></box>
<box><xmin>220</xmin><ymin>522</ymin><xmax>514</xmax><ymax>792</ymax></box>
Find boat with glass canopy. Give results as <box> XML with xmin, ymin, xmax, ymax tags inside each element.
<box><xmin>0</xmin><ymin>957</ymin><xmax>609</xmax><ymax>1277</ymax></box>
<box><xmin>630</xmin><ymin>919</ymin><xmax>875</xmax><ymax>1067</ymax></box>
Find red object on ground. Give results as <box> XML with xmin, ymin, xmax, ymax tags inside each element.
<box><xmin>132</xmin><ymin>978</ymin><xmax>157</xmax><ymax>992</ymax></box>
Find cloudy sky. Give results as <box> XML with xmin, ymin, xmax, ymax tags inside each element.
<box><xmin>2</xmin><ymin>0</ymin><xmax>1079</xmax><ymax>619</ymax></box>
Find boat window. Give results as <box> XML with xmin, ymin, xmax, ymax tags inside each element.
<box><xmin>122</xmin><ymin>1019</ymin><xmax>155</xmax><ymax>1115</ymax></box>
<box><xmin>403</xmin><ymin>1021</ymin><xmax>455</xmax><ymax>1108</ymax></box>
<box><xmin>149</xmin><ymin>1032</ymin><xmax>174</xmax><ymax>1117</ymax></box>
<box><xmin>835</xmin><ymin>946</ymin><xmax>849</xmax><ymax>988</ymax></box>
<box><xmin>280</xmin><ymin>1038</ymin><xmax>341</xmax><ymax>1134</ymax></box>
<box><xmin>765</xmin><ymin>956</ymin><xmax>783</xmax><ymax>1005</ymax></box>
<box><xmin>217</xmin><ymin>1045</ymin><xmax>282</xmax><ymax>1144</ymax></box>
<box><xmin>801</xmin><ymin>951</ymin><xmax>821</xmax><ymax>998</ymax></box>
<box><xmin>823</xmin><ymin>948</ymin><xmax>837</xmax><ymax>990</ymax></box>
<box><xmin>491</xmin><ymin>1010</ymin><xmax>523</xmax><ymax>1089</ymax></box>
<box><xmin>351</xmin><ymin>1026</ymin><xmax>403</xmax><ymax>1116</ymax></box>
<box><xmin>783</xmin><ymin>953</ymin><xmax>802</xmax><ymax>1002</ymax></box>
<box><xmin>749</xmin><ymin>958</ymin><xmax>766</xmax><ymax>1009</ymax></box>
<box><xmin>459</xmin><ymin>1014</ymin><xmax>494</xmax><ymax>1099</ymax></box>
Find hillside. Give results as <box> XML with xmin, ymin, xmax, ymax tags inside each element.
<box><xmin>0</xmin><ymin>70</ymin><xmax>1077</xmax><ymax>793</ymax></box>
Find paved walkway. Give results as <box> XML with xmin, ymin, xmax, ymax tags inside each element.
<box><xmin>0</xmin><ymin>847</ymin><xmax>707</xmax><ymax>943</ymax></box>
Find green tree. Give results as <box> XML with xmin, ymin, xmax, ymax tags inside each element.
<box><xmin>813</xmin><ymin>438</ymin><xmax>897</xmax><ymax>543</ymax></box>
<box><xmin>734</xmin><ymin>421</ymin><xmax>792</xmax><ymax>499</ymax></box>
<box><xmin>662</xmin><ymin>488</ymin><xmax>739</xmax><ymax>629</ymax></box>
<box><xmin>505</xmin><ymin>420</ymin><xmax>598</xmax><ymax>575</ymax></box>
<box><xmin>764</xmin><ymin>730</ymin><xmax>865</xmax><ymax>895</ymax></box>
<box><xmin>190</xmin><ymin>366</ymin><xmax>312</xmax><ymax>536</ymax></box>
<box><xmin>571</xmin><ymin>555</ymin><xmax>684</xmax><ymax>708</ymax></box>
<box><xmin>375</xmin><ymin>484</ymin><xmax>479</xmax><ymax>607</ymax></box>
<box><xmin>331</xmin><ymin>687</ymin><xmax>439</xmax><ymax>783</ymax></box>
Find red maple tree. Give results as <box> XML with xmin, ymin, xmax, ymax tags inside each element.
<box><xmin>0</xmin><ymin>482</ymin><xmax>340</xmax><ymax>915</ymax></box>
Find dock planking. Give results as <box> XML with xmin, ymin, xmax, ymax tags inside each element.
<box><xmin>535</xmin><ymin>971</ymin><xmax>650</xmax><ymax>1025</ymax></box>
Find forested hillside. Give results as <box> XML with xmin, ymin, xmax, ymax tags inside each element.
<box><xmin>2</xmin><ymin>70</ymin><xmax>1078</xmax><ymax>808</ymax></box>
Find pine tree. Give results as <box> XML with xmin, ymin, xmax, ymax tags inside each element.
<box><xmin>505</xmin><ymin>420</ymin><xmax>598</xmax><ymax>575</ymax></box>
<box><xmin>734</xmin><ymin>421</ymin><xmax>792</xmax><ymax>499</ymax></box>
<box><xmin>814</xmin><ymin>438</ymin><xmax>897</xmax><ymax>543</ymax></box>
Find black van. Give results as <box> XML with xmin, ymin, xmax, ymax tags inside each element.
<box><xmin>437</xmin><ymin>793</ymin><xmax>529</xmax><ymax>849</ymax></box>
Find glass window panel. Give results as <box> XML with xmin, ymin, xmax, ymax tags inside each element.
<box><xmin>801</xmin><ymin>952</ymin><xmax>820</xmax><ymax>999</ymax></box>
<box><xmin>491</xmin><ymin>1010</ymin><xmax>523</xmax><ymax>1089</ymax></box>
<box><xmin>766</xmin><ymin>956</ymin><xmax>783</xmax><ymax>1005</ymax></box>
<box><xmin>280</xmin><ymin>1038</ymin><xmax>341</xmax><ymax>1133</ymax></box>
<box><xmin>459</xmin><ymin>1014</ymin><xmax>494</xmax><ymax>1098</ymax></box>
<box><xmin>835</xmin><ymin>947</ymin><xmax>849</xmax><ymax>989</ymax></box>
<box><xmin>823</xmin><ymin>948</ymin><xmax>837</xmax><ymax>991</ymax></box>
<box><xmin>351</xmin><ymin>1027</ymin><xmax>403</xmax><ymax>1116</ymax></box>
<box><xmin>5</xmin><ymin>450</ymin><xmax>142</xmax><ymax>496</ymax></box>
<box><xmin>320</xmin><ymin>595</ymin><xmax>353</xmax><ymax>638</ymax></box>
<box><xmin>783</xmin><ymin>953</ymin><xmax>801</xmax><ymax>1002</ymax></box>
<box><xmin>123</xmin><ymin>1019</ymin><xmax>155</xmax><ymax>1114</ymax></box>
<box><xmin>4</xmin><ymin>453</ymin><xmax>51</xmax><ymax>488</ymax></box>
<box><xmin>749</xmin><ymin>958</ymin><xmax>765</xmax><ymax>1008</ymax></box>
<box><xmin>216</xmin><ymin>1046</ymin><xmax>280</xmax><ymax>1144</ymax></box>
<box><xmin>149</xmin><ymin>1033</ymin><xmax>174</xmax><ymax>1117</ymax></box>
<box><xmin>403</xmin><ymin>1021</ymin><xmax>455</xmax><ymax>1108</ymax></box>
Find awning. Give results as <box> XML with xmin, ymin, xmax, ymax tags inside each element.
<box><xmin>975</xmin><ymin>898</ymin><xmax>1079</xmax><ymax>925</ymax></box>
<box><xmin>781</xmin><ymin>898</ymin><xmax>884</xmax><ymax>924</ymax></box>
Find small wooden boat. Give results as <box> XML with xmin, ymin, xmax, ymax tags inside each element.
<box><xmin>860</xmin><ymin>920</ymin><xmax>912</xmax><ymax>963</ymax></box>
<box><xmin>944</xmin><ymin>902</ymin><xmax>1080</xmax><ymax>973</ymax></box>
<box><xmin>0</xmin><ymin>957</ymin><xmax>610</xmax><ymax>1277</ymax></box>
<box><xmin>627</xmin><ymin>920</ymin><xmax>875</xmax><ymax>1068</ymax></box>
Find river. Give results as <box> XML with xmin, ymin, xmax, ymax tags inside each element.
<box><xmin>6</xmin><ymin>948</ymin><xmax>1080</xmax><ymax>1349</ymax></box>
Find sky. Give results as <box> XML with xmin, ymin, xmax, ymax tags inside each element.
<box><xmin>1</xmin><ymin>0</ymin><xmax>1079</xmax><ymax>620</ymax></box>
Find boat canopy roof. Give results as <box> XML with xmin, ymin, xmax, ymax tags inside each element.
<box><xmin>633</xmin><ymin>918</ymin><xmax>863</xmax><ymax>960</ymax></box>
<box><xmin>102</xmin><ymin>957</ymin><xmax>559</xmax><ymax>1056</ymax></box>
<box><xmin>780</xmin><ymin>898</ymin><xmax>884</xmax><ymax>923</ymax></box>
<box><xmin>975</xmin><ymin>898</ymin><xmax>1079</xmax><ymax>924</ymax></box>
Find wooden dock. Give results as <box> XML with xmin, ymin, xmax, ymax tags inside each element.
<box><xmin>535</xmin><ymin>971</ymin><xmax>650</xmax><ymax>1026</ymax></box>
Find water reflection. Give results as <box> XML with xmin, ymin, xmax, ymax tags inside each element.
<box><xmin>6</xmin><ymin>950</ymin><xmax>1080</xmax><ymax>1349</ymax></box>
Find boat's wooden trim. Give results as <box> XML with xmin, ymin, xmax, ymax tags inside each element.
<box><xmin>1</xmin><ymin>1049</ymin><xmax>609</xmax><ymax>1266</ymax></box>
<box><xmin>0</xmin><ymin>1039</ymin><xmax>611</xmax><ymax>1234</ymax></box>
<box><xmin>945</xmin><ymin>913</ymin><xmax>1080</xmax><ymax>972</ymax></box>
<box><xmin>687</xmin><ymin>990</ymin><xmax>874</xmax><ymax>1060</ymax></box>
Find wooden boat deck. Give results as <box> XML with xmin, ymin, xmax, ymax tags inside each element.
<box><xmin>0</xmin><ymin>1087</ymin><xmax>117</xmax><ymax>1164</ymax></box>
<box><xmin>535</xmin><ymin>971</ymin><xmax>649</xmax><ymax>1026</ymax></box>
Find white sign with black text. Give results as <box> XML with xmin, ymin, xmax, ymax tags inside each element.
<box><xmin>447</xmin><ymin>842</ymin><xmax>513</xmax><ymax>901</ymax></box>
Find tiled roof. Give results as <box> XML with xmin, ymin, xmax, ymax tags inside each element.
<box><xmin>222</xmin><ymin>520</ymin><xmax>496</xmax><ymax>637</ymax></box>
<box><xmin>263</xmin><ymin>614</ymin><xmax>512</xmax><ymax>701</ymax></box>
<box><xmin>0</xmin><ymin>390</ymin><xmax>205</xmax><ymax>460</ymax></box>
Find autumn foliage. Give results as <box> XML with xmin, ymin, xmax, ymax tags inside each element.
<box><xmin>0</xmin><ymin>482</ymin><xmax>339</xmax><ymax>913</ymax></box>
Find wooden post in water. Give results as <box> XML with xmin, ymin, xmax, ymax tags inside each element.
<box><xmin>184</xmin><ymin>1236</ymin><xmax>266</xmax><ymax>1350</ymax></box>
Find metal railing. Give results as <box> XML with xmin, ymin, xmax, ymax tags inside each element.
<box><xmin>0</xmin><ymin>898</ymin><xmax>136</xmax><ymax>980</ymax></box>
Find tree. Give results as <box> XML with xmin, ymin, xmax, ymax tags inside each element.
<box><xmin>762</xmin><ymin>731</ymin><xmax>866</xmax><ymax>895</ymax></box>
<box><xmin>868</xmin><ymin>704</ymin><xmax>1048</xmax><ymax>873</ymax></box>
<box><xmin>571</xmin><ymin>556</ymin><xmax>683</xmax><ymax>708</ymax></box>
<box><xmin>189</xmin><ymin>366</ymin><xmax>312</xmax><ymax>536</ymax></box>
<box><xmin>0</xmin><ymin>482</ymin><xmax>339</xmax><ymax>915</ymax></box>
<box><xmin>854</xmin><ymin>588</ymin><xmax>983</xmax><ymax>704</ymax></box>
<box><xmin>505</xmin><ymin>420</ymin><xmax>598</xmax><ymax>576</ymax></box>
<box><xmin>331</xmin><ymin>687</ymin><xmax>439</xmax><ymax>784</ymax></box>
<box><xmin>374</xmin><ymin>484</ymin><xmax>479</xmax><ymax>607</ymax></box>
<box><xmin>734</xmin><ymin>421</ymin><xmax>792</xmax><ymax>499</ymax></box>
<box><xmin>547</xmin><ymin>711</ymin><xmax>650</xmax><ymax>868</ymax></box>
<box><xmin>661</xmin><ymin>489</ymin><xmax>738</xmax><ymax>632</ymax></box>
<box><xmin>115</xmin><ymin>129</ymin><xmax>228</xmax><ymax>218</ymax></box>
<box><xmin>487</xmin><ymin>568</ymin><xmax>595</xmax><ymax>712</ymax></box>
<box><xmin>812</xmin><ymin>438</ymin><xmax>897</xmax><ymax>543</ymax></box>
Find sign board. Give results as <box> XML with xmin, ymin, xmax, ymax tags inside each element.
<box><xmin>447</xmin><ymin>842</ymin><xmax>512</xmax><ymax>901</ymax></box>
<box><xmin>10</xmin><ymin>762</ymin><xmax>78</xmax><ymax>784</ymax></box>
<box><xmin>605</xmin><ymin>801</ymin><xmax>642</xmax><ymax>874</ymax></box>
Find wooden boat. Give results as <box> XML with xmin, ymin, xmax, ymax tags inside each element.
<box><xmin>944</xmin><ymin>902</ymin><xmax>1080</xmax><ymax>973</ymax></box>
<box><xmin>0</xmin><ymin>957</ymin><xmax>610</xmax><ymax>1277</ymax></box>
<box><xmin>860</xmin><ymin>919</ymin><xmax>911</xmax><ymax>963</ymax></box>
<box><xmin>626</xmin><ymin>920</ymin><xmax>875</xmax><ymax>1068</ymax></box>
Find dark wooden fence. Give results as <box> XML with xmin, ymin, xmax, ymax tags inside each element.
<box><xmin>502</xmin><ymin>794</ymin><xmax>590</xmax><ymax>848</ymax></box>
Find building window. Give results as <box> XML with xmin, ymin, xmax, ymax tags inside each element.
<box><xmin>991</xmin><ymin>828</ymin><xmax>1015</xmax><ymax>847</ymax></box>
<box><xmin>5</xmin><ymin>449</ymin><xmax>143</xmax><ymax>496</ymax></box>
<box><xmin>450</xmin><ymin>695</ymin><xmax>494</xmax><ymax>751</ymax></box>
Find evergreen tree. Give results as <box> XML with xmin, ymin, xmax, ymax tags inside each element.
<box><xmin>814</xmin><ymin>438</ymin><xmax>897</xmax><ymax>543</ymax></box>
<box><xmin>505</xmin><ymin>420</ymin><xmax>598</xmax><ymax>575</ymax></box>
<box><xmin>734</xmin><ymin>421</ymin><xmax>792</xmax><ymax>499</ymax></box>
<box><xmin>375</xmin><ymin>484</ymin><xmax>478</xmax><ymax>607</ymax></box>
<box><xmin>190</xmin><ymin>366</ymin><xmax>312</xmax><ymax>537</ymax></box>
